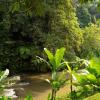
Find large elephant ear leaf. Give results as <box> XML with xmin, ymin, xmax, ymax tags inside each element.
<box><xmin>44</xmin><ymin>48</ymin><xmax>55</xmax><ymax>68</ymax></box>
<box><xmin>55</xmin><ymin>47</ymin><xmax>65</xmax><ymax>68</ymax></box>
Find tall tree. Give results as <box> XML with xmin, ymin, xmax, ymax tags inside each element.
<box><xmin>45</xmin><ymin>0</ymin><xmax>83</xmax><ymax>56</ymax></box>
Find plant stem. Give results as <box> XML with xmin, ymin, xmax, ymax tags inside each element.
<box><xmin>51</xmin><ymin>89</ymin><xmax>56</xmax><ymax>100</ymax></box>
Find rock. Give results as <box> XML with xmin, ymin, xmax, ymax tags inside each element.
<box><xmin>17</xmin><ymin>82</ymin><xmax>30</xmax><ymax>86</ymax></box>
<box><xmin>12</xmin><ymin>95</ymin><xmax>18</xmax><ymax>98</ymax></box>
<box><xmin>1</xmin><ymin>89</ymin><xmax>18</xmax><ymax>99</ymax></box>
<box><xmin>15</xmin><ymin>88</ymin><xmax>24</xmax><ymax>91</ymax></box>
<box><xmin>7</xmin><ymin>76</ymin><xmax>21</xmax><ymax>87</ymax></box>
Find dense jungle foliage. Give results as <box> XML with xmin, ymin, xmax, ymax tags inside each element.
<box><xmin>0</xmin><ymin>0</ymin><xmax>100</xmax><ymax>99</ymax></box>
<box><xmin>0</xmin><ymin>0</ymin><xmax>100</xmax><ymax>74</ymax></box>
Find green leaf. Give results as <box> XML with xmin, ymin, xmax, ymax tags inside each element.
<box><xmin>89</xmin><ymin>57</ymin><xmax>100</xmax><ymax>76</ymax></box>
<box><xmin>44</xmin><ymin>48</ymin><xmax>55</xmax><ymax>69</ymax></box>
<box><xmin>65</xmin><ymin>62</ymin><xmax>72</xmax><ymax>73</ymax></box>
<box><xmin>55</xmin><ymin>48</ymin><xmax>65</xmax><ymax>68</ymax></box>
<box><xmin>10</xmin><ymin>2</ymin><xmax>20</xmax><ymax>13</ymax></box>
<box><xmin>52</xmin><ymin>81</ymin><xmax>60</xmax><ymax>90</ymax></box>
<box><xmin>87</xmin><ymin>74</ymin><xmax>97</xmax><ymax>83</ymax></box>
<box><xmin>24</xmin><ymin>95</ymin><xmax>33</xmax><ymax>100</ymax></box>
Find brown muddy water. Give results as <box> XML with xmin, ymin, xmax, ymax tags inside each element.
<box><xmin>11</xmin><ymin>73</ymin><xmax>70</xmax><ymax>100</ymax></box>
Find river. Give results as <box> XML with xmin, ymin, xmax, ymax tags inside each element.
<box><xmin>7</xmin><ymin>73</ymin><xmax>70</xmax><ymax>100</ymax></box>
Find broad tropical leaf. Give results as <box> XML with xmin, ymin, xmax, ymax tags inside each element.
<box><xmin>44</xmin><ymin>48</ymin><xmax>55</xmax><ymax>69</ymax></box>
<box><xmin>55</xmin><ymin>48</ymin><xmax>65</xmax><ymax>68</ymax></box>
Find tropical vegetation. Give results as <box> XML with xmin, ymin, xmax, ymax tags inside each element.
<box><xmin>0</xmin><ymin>0</ymin><xmax>100</xmax><ymax>100</ymax></box>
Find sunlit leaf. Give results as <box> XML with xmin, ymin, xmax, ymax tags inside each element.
<box><xmin>44</xmin><ymin>48</ymin><xmax>55</xmax><ymax>70</ymax></box>
<box><xmin>55</xmin><ymin>47</ymin><xmax>65</xmax><ymax>68</ymax></box>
